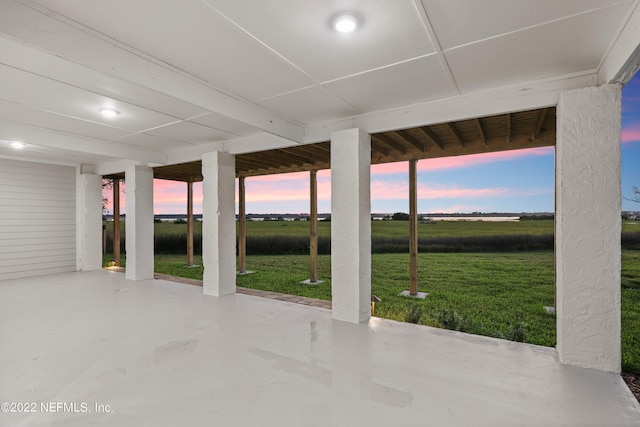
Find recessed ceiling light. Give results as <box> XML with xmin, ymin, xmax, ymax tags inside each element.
<box><xmin>100</xmin><ymin>108</ymin><xmax>120</xmax><ymax>118</ymax></box>
<box><xmin>333</xmin><ymin>13</ymin><xmax>359</xmax><ymax>33</ymax></box>
<box><xmin>10</xmin><ymin>141</ymin><xmax>25</xmax><ymax>149</ymax></box>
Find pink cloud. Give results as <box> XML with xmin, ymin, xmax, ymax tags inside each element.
<box><xmin>370</xmin><ymin>181</ymin><xmax>511</xmax><ymax>200</ymax></box>
<box><xmin>371</xmin><ymin>147</ymin><xmax>553</xmax><ymax>175</ymax></box>
<box><xmin>622</xmin><ymin>127</ymin><xmax>640</xmax><ymax>144</ymax></box>
<box><xmin>245</xmin><ymin>178</ymin><xmax>331</xmax><ymax>203</ymax></box>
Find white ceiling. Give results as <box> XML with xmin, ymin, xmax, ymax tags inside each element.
<box><xmin>0</xmin><ymin>0</ymin><xmax>638</xmax><ymax>169</ymax></box>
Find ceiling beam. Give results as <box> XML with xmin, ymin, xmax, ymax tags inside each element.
<box><xmin>417</xmin><ymin>126</ymin><xmax>445</xmax><ymax>150</ymax></box>
<box><xmin>446</xmin><ymin>123</ymin><xmax>466</xmax><ymax>148</ymax></box>
<box><xmin>371</xmin><ymin>140</ymin><xmax>391</xmax><ymax>157</ymax></box>
<box><xmin>0</xmin><ymin>1</ymin><xmax>303</xmax><ymax>143</ymax></box>
<box><xmin>394</xmin><ymin>130</ymin><xmax>427</xmax><ymax>152</ymax></box>
<box><xmin>475</xmin><ymin>118</ymin><xmax>488</xmax><ymax>145</ymax></box>
<box><xmin>274</xmin><ymin>149</ymin><xmax>315</xmax><ymax>166</ymax></box>
<box><xmin>506</xmin><ymin>113</ymin><xmax>512</xmax><ymax>142</ymax></box>
<box><xmin>0</xmin><ymin>120</ymin><xmax>167</xmax><ymax>164</ymax></box>
<box><xmin>287</xmin><ymin>145</ymin><xmax>329</xmax><ymax>163</ymax></box>
<box><xmin>533</xmin><ymin>108</ymin><xmax>548</xmax><ymax>140</ymax></box>
<box><xmin>373</xmin><ymin>134</ymin><xmax>407</xmax><ymax>155</ymax></box>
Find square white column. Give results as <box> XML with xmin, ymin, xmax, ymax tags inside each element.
<box><xmin>202</xmin><ymin>151</ymin><xmax>236</xmax><ymax>297</ymax></box>
<box><xmin>556</xmin><ymin>84</ymin><xmax>622</xmax><ymax>372</ymax></box>
<box><xmin>76</xmin><ymin>167</ymin><xmax>102</xmax><ymax>271</ymax></box>
<box><xmin>125</xmin><ymin>164</ymin><xmax>154</xmax><ymax>280</ymax></box>
<box><xmin>331</xmin><ymin>128</ymin><xmax>371</xmax><ymax>323</ymax></box>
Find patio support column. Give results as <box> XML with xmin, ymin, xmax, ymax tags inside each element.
<box><xmin>187</xmin><ymin>180</ymin><xmax>194</xmax><ymax>267</ymax></box>
<box><xmin>409</xmin><ymin>159</ymin><xmax>418</xmax><ymax>295</ymax></box>
<box><xmin>76</xmin><ymin>166</ymin><xmax>102</xmax><ymax>271</ymax></box>
<box><xmin>202</xmin><ymin>151</ymin><xmax>236</xmax><ymax>297</ymax></box>
<box><xmin>556</xmin><ymin>84</ymin><xmax>622</xmax><ymax>373</ymax></box>
<box><xmin>238</xmin><ymin>175</ymin><xmax>247</xmax><ymax>274</ymax></box>
<box><xmin>125</xmin><ymin>164</ymin><xmax>154</xmax><ymax>280</ymax></box>
<box><xmin>331</xmin><ymin>128</ymin><xmax>371</xmax><ymax>323</ymax></box>
<box><xmin>113</xmin><ymin>178</ymin><xmax>121</xmax><ymax>266</ymax></box>
<box><xmin>309</xmin><ymin>169</ymin><xmax>318</xmax><ymax>283</ymax></box>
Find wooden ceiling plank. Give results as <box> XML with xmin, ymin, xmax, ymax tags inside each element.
<box><xmin>533</xmin><ymin>107</ymin><xmax>548</xmax><ymax>139</ymax></box>
<box><xmin>371</xmin><ymin>139</ymin><xmax>391</xmax><ymax>157</ymax></box>
<box><xmin>394</xmin><ymin>130</ymin><xmax>427</xmax><ymax>152</ymax></box>
<box><xmin>417</xmin><ymin>126</ymin><xmax>445</xmax><ymax>150</ymax></box>
<box><xmin>446</xmin><ymin>123</ymin><xmax>466</xmax><ymax>148</ymax></box>
<box><xmin>275</xmin><ymin>149</ymin><xmax>315</xmax><ymax>165</ymax></box>
<box><xmin>474</xmin><ymin>118</ymin><xmax>488</xmax><ymax>145</ymax></box>
<box><xmin>287</xmin><ymin>146</ymin><xmax>329</xmax><ymax>163</ymax></box>
<box><xmin>374</xmin><ymin>133</ymin><xmax>407</xmax><ymax>155</ymax></box>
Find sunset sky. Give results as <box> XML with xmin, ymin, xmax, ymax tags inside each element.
<box><xmin>107</xmin><ymin>72</ymin><xmax>640</xmax><ymax>215</ymax></box>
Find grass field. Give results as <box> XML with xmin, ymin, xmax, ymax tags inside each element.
<box><xmin>109</xmin><ymin>217</ymin><xmax>558</xmax><ymax>237</ymax></box>
<box><xmin>103</xmin><ymin>219</ymin><xmax>640</xmax><ymax>373</ymax></box>
<box><xmin>107</xmin><ymin>218</ymin><xmax>640</xmax><ymax>238</ymax></box>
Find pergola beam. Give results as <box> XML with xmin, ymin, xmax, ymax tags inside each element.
<box><xmin>446</xmin><ymin>123</ymin><xmax>466</xmax><ymax>148</ymax></box>
<box><xmin>395</xmin><ymin>130</ymin><xmax>427</xmax><ymax>152</ymax></box>
<box><xmin>373</xmin><ymin>134</ymin><xmax>407</xmax><ymax>155</ymax></box>
<box><xmin>418</xmin><ymin>126</ymin><xmax>445</xmax><ymax>150</ymax></box>
<box><xmin>533</xmin><ymin>107</ymin><xmax>548</xmax><ymax>140</ymax></box>
<box><xmin>475</xmin><ymin>118</ymin><xmax>488</xmax><ymax>145</ymax></box>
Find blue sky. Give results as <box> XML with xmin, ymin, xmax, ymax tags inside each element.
<box><xmin>113</xmin><ymin>72</ymin><xmax>640</xmax><ymax>215</ymax></box>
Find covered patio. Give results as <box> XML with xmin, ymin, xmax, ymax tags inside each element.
<box><xmin>2</xmin><ymin>270</ymin><xmax>639</xmax><ymax>426</ymax></box>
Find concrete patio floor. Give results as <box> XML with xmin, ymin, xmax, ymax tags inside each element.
<box><xmin>1</xmin><ymin>270</ymin><xmax>639</xmax><ymax>427</ymax></box>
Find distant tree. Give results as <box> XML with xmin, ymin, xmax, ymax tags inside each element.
<box><xmin>392</xmin><ymin>212</ymin><xmax>410</xmax><ymax>221</ymax></box>
<box><xmin>101</xmin><ymin>178</ymin><xmax>125</xmax><ymax>217</ymax></box>
<box><xmin>626</xmin><ymin>186</ymin><xmax>640</xmax><ymax>204</ymax></box>
<box><xmin>102</xmin><ymin>178</ymin><xmax>113</xmax><ymax>216</ymax></box>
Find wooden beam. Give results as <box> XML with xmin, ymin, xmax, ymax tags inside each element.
<box><xmin>187</xmin><ymin>180</ymin><xmax>194</xmax><ymax>267</ymax></box>
<box><xmin>113</xmin><ymin>179</ymin><xmax>121</xmax><ymax>266</ymax></box>
<box><xmin>275</xmin><ymin>149</ymin><xmax>315</xmax><ymax>165</ymax></box>
<box><xmin>237</xmin><ymin>154</ymin><xmax>278</xmax><ymax>170</ymax></box>
<box><xmin>238</xmin><ymin>176</ymin><xmax>247</xmax><ymax>274</ymax></box>
<box><xmin>409</xmin><ymin>159</ymin><xmax>418</xmax><ymax>296</ymax></box>
<box><xmin>418</xmin><ymin>126</ymin><xmax>445</xmax><ymax>150</ymax></box>
<box><xmin>371</xmin><ymin>140</ymin><xmax>391</xmax><ymax>157</ymax></box>
<box><xmin>475</xmin><ymin>118</ymin><xmax>488</xmax><ymax>145</ymax></box>
<box><xmin>289</xmin><ymin>146</ymin><xmax>330</xmax><ymax>164</ymax></box>
<box><xmin>506</xmin><ymin>113</ymin><xmax>512</xmax><ymax>142</ymax></box>
<box><xmin>309</xmin><ymin>170</ymin><xmax>318</xmax><ymax>283</ymax></box>
<box><xmin>374</xmin><ymin>133</ymin><xmax>407</xmax><ymax>155</ymax></box>
<box><xmin>395</xmin><ymin>130</ymin><xmax>427</xmax><ymax>152</ymax></box>
<box><xmin>446</xmin><ymin>123</ymin><xmax>466</xmax><ymax>148</ymax></box>
<box><xmin>533</xmin><ymin>107</ymin><xmax>548</xmax><ymax>139</ymax></box>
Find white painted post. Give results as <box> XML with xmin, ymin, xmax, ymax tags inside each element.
<box><xmin>125</xmin><ymin>164</ymin><xmax>154</xmax><ymax>280</ymax></box>
<box><xmin>556</xmin><ymin>84</ymin><xmax>622</xmax><ymax>373</ymax></box>
<box><xmin>331</xmin><ymin>128</ymin><xmax>371</xmax><ymax>323</ymax></box>
<box><xmin>202</xmin><ymin>151</ymin><xmax>236</xmax><ymax>297</ymax></box>
<box><xmin>76</xmin><ymin>166</ymin><xmax>102</xmax><ymax>271</ymax></box>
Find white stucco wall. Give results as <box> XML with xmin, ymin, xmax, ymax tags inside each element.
<box><xmin>556</xmin><ymin>84</ymin><xmax>622</xmax><ymax>373</ymax></box>
<box><xmin>125</xmin><ymin>164</ymin><xmax>154</xmax><ymax>281</ymax></box>
<box><xmin>76</xmin><ymin>168</ymin><xmax>102</xmax><ymax>271</ymax></box>
<box><xmin>202</xmin><ymin>151</ymin><xmax>236</xmax><ymax>297</ymax></box>
<box><xmin>331</xmin><ymin>128</ymin><xmax>371</xmax><ymax>323</ymax></box>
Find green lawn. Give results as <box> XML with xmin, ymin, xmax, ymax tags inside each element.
<box><xmin>105</xmin><ymin>218</ymin><xmax>640</xmax><ymax>239</ymax></box>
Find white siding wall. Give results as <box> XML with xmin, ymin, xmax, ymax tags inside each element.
<box><xmin>0</xmin><ymin>158</ymin><xmax>76</xmax><ymax>280</ymax></box>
